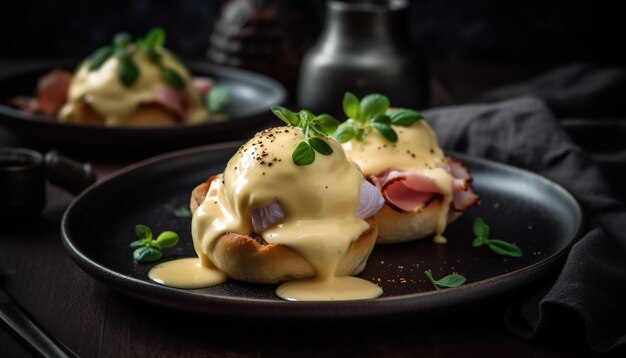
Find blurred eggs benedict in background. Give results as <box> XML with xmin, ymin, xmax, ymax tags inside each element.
<box><xmin>9</xmin><ymin>28</ymin><xmax>227</xmax><ymax>126</ymax></box>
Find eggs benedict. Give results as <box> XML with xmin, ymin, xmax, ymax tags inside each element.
<box><xmin>336</xmin><ymin>93</ymin><xmax>479</xmax><ymax>244</ymax></box>
<box><xmin>59</xmin><ymin>28</ymin><xmax>210</xmax><ymax>126</ymax></box>
<box><xmin>152</xmin><ymin>107</ymin><xmax>385</xmax><ymax>301</ymax></box>
<box><xmin>8</xmin><ymin>28</ymin><xmax>225</xmax><ymax>126</ymax></box>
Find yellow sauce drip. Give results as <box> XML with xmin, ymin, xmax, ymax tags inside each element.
<box><xmin>342</xmin><ymin>121</ymin><xmax>454</xmax><ymax>243</ymax></box>
<box><xmin>191</xmin><ymin>127</ymin><xmax>382</xmax><ymax>300</ymax></box>
<box><xmin>148</xmin><ymin>258</ymin><xmax>226</xmax><ymax>289</ymax></box>
<box><xmin>277</xmin><ymin>276</ymin><xmax>382</xmax><ymax>301</ymax></box>
<box><xmin>59</xmin><ymin>47</ymin><xmax>207</xmax><ymax>125</ymax></box>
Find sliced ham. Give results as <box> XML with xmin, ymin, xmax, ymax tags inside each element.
<box><xmin>447</xmin><ymin>158</ymin><xmax>480</xmax><ymax>211</ymax></box>
<box><xmin>8</xmin><ymin>69</ymin><xmax>72</xmax><ymax>117</ymax></box>
<box><xmin>452</xmin><ymin>189</ymin><xmax>480</xmax><ymax>211</ymax></box>
<box><xmin>368</xmin><ymin>157</ymin><xmax>479</xmax><ymax>214</ymax></box>
<box><xmin>193</xmin><ymin>77</ymin><xmax>213</xmax><ymax>97</ymax></box>
<box><xmin>144</xmin><ymin>85</ymin><xmax>187</xmax><ymax>122</ymax></box>
<box><xmin>36</xmin><ymin>69</ymin><xmax>72</xmax><ymax>117</ymax></box>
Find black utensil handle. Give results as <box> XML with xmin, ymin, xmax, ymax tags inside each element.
<box><xmin>45</xmin><ymin>151</ymin><xmax>97</xmax><ymax>195</ymax></box>
<box><xmin>0</xmin><ymin>288</ymin><xmax>78</xmax><ymax>358</ymax></box>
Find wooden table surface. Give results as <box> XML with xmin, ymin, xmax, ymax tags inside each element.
<box><xmin>0</xmin><ymin>61</ymin><xmax>590</xmax><ymax>357</ymax></box>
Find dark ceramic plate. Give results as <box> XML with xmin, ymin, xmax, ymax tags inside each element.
<box><xmin>61</xmin><ymin>143</ymin><xmax>583</xmax><ymax>320</ymax></box>
<box><xmin>0</xmin><ymin>61</ymin><xmax>286</xmax><ymax>159</ymax></box>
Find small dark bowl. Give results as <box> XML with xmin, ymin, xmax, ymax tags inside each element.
<box><xmin>0</xmin><ymin>60</ymin><xmax>286</xmax><ymax>160</ymax></box>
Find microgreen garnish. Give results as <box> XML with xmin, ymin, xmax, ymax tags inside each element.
<box><xmin>271</xmin><ymin>105</ymin><xmax>339</xmax><ymax>166</ymax></box>
<box><xmin>88</xmin><ymin>47</ymin><xmax>114</xmax><ymax>71</ymax></box>
<box><xmin>174</xmin><ymin>206</ymin><xmax>192</xmax><ymax>218</ymax></box>
<box><xmin>424</xmin><ymin>269</ymin><xmax>466</xmax><ymax>290</ymax></box>
<box><xmin>86</xmin><ymin>27</ymin><xmax>186</xmax><ymax>89</ymax></box>
<box><xmin>206</xmin><ymin>85</ymin><xmax>230</xmax><ymax>112</ymax></box>
<box><xmin>161</xmin><ymin>67</ymin><xmax>185</xmax><ymax>89</ymax></box>
<box><xmin>141</xmin><ymin>27</ymin><xmax>166</xmax><ymax>48</ymax></box>
<box><xmin>117</xmin><ymin>59</ymin><xmax>139</xmax><ymax>86</ymax></box>
<box><xmin>130</xmin><ymin>224</ymin><xmax>180</xmax><ymax>263</ymax></box>
<box><xmin>333</xmin><ymin>92</ymin><xmax>424</xmax><ymax>143</ymax></box>
<box><xmin>472</xmin><ymin>217</ymin><xmax>523</xmax><ymax>257</ymax></box>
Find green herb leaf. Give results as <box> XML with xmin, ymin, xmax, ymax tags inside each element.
<box><xmin>144</xmin><ymin>46</ymin><xmax>161</xmax><ymax>63</ymax></box>
<box><xmin>308</xmin><ymin>124</ymin><xmax>325</xmax><ymax>138</ymax></box>
<box><xmin>473</xmin><ymin>217</ymin><xmax>489</xmax><ymax>238</ymax></box>
<box><xmin>174</xmin><ymin>206</ymin><xmax>192</xmax><ymax>218</ymax></box>
<box><xmin>88</xmin><ymin>46</ymin><xmax>114</xmax><ymax>71</ymax></box>
<box><xmin>131</xmin><ymin>224</ymin><xmax>180</xmax><ymax>263</ymax></box>
<box><xmin>435</xmin><ymin>274</ymin><xmax>467</xmax><ymax>288</ymax></box>
<box><xmin>355</xmin><ymin>127</ymin><xmax>367</xmax><ymax>141</ymax></box>
<box><xmin>130</xmin><ymin>240</ymin><xmax>147</xmax><ymax>249</ymax></box>
<box><xmin>333</xmin><ymin>121</ymin><xmax>356</xmax><ymax>143</ymax></box>
<box><xmin>471</xmin><ymin>217</ymin><xmax>523</xmax><ymax>257</ymax></box>
<box><xmin>271</xmin><ymin>106</ymin><xmax>299</xmax><ymax>126</ymax></box>
<box><xmin>472</xmin><ymin>237</ymin><xmax>485</xmax><ymax>248</ymax></box>
<box><xmin>162</xmin><ymin>67</ymin><xmax>185</xmax><ymax>89</ymax></box>
<box><xmin>118</xmin><ymin>59</ymin><xmax>140</xmax><ymax>87</ymax></box>
<box><xmin>390</xmin><ymin>109</ymin><xmax>423</xmax><ymax>127</ymax></box>
<box><xmin>133</xmin><ymin>246</ymin><xmax>163</xmax><ymax>263</ymax></box>
<box><xmin>144</xmin><ymin>27</ymin><xmax>166</xmax><ymax>48</ymax></box>
<box><xmin>298</xmin><ymin>109</ymin><xmax>315</xmax><ymax>125</ymax></box>
<box><xmin>135</xmin><ymin>224</ymin><xmax>152</xmax><ymax>240</ymax></box>
<box><xmin>488</xmin><ymin>240</ymin><xmax>523</xmax><ymax>257</ymax></box>
<box><xmin>113</xmin><ymin>32</ymin><xmax>132</xmax><ymax>47</ymax></box>
<box><xmin>207</xmin><ymin>85</ymin><xmax>230</xmax><ymax>112</ymax></box>
<box><xmin>155</xmin><ymin>231</ymin><xmax>180</xmax><ymax>249</ymax></box>
<box><xmin>360</xmin><ymin>94</ymin><xmax>389</xmax><ymax>119</ymax></box>
<box><xmin>424</xmin><ymin>269</ymin><xmax>466</xmax><ymax>290</ymax></box>
<box><xmin>343</xmin><ymin>92</ymin><xmax>361</xmax><ymax>120</ymax></box>
<box><xmin>292</xmin><ymin>141</ymin><xmax>315</xmax><ymax>166</ymax></box>
<box><xmin>335</xmin><ymin>92</ymin><xmax>426</xmax><ymax>144</ymax></box>
<box><xmin>371</xmin><ymin>114</ymin><xmax>391</xmax><ymax>125</ymax></box>
<box><xmin>316</xmin><ymin>114</ymin><xmax>339</xmax><ymax>135</ymax></box>
<box><xmin>272</xmin><ymin>106</ymin><xmax>339</xmax><ymax>165</ymax></box>
<box><xmin>308</xmin><ymin>137</ymin><xmax>333</xmax><ymax>155</ymax></box>
<box><xmin>372</xmin><ymin>122</ymin><xmax>398</xmax><ymax>142</ymax></box>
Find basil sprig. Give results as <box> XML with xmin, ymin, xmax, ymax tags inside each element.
<box><xmin>86</xmin><ymin>27</ymin><xmax>185</xmax><ymax>89</ymax></box>
<box><xmin>88</xmin><ymin>46</ymin><xmax>114</xmax><ymax>71</ymax></box>
<box><xmin>206</xmin><ymin>85</ymin><xmax>230</xmax><ymax>112</ymax></box>
<box><xmin>472</xmin><ymin>217</ymin><xmax>523</xmax><ymax>257</ymax></box>
<box><xmin>271</xmin><ymin>106</ymin><xmax>339</xmax><ymax>166</ymax></box>
<box><xmin>130</xmin><ymin>224</ymin><xmax>180</xmax><ymax>263</ymax></box>
<box><xmin>117</xmin><ymin>59</ymin><xmax>139</xmax><ymax>87</ymax></box>
<box><xmin>333</xmin><ymin>92</ymin><xmax>424</xmax><ymax>143</ymax></box>
<box><xmin>136</xmin><ymin>28</ymin><xmax>185</xmax><ymax>89</ymax></box>
<box><xmin>424</xmin><ymin>269</ymin><xmax>466</xmax><ymax>290</ymax></box>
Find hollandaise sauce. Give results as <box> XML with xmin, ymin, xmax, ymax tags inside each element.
<box><xmin>148</xmin><ymin>258</ymin><xmax>226</xmax><ymax>289</ymax></box>
<box><xmin>342</xmin><ymin>121</ymin><xmax>454</xmax><ymax>243</ymax></box>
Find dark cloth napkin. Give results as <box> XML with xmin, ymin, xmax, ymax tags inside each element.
<box><xmin>423</xmin><ymin>64</ymin><xmax>626</xmax><ymax>354</ymax></box>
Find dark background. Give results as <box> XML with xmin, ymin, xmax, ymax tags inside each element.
<box><xmin>1</xmin><ymin>0</ymin><xmax>623</xmax><ymax>65</ymax></box>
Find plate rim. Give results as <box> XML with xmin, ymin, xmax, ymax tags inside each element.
<box><xmin>60</xmin><ymin>142</ymin><xmax>585</xmax><ymax>319</ymax></box>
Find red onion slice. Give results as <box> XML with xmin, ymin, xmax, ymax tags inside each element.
<box><xmin>355</xmin><ymin>180</ymin><xmax>385</xmax><ymax>219</ymax></box>
<box><xmin>251</xmin><ymin>201</ymin><xmax>286</xmax><ymax>233</ymax></box>
<box><xmin>250</xmin><ymin>180</ymin><xmax>382</xmax><ymax>233</ymax></box>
